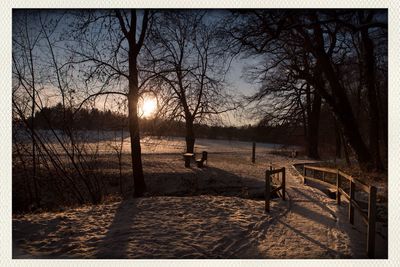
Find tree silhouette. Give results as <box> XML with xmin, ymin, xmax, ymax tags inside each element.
<box><xmin>144</xmin><ymin>11</ymin><xmax>235</xmax><ymax>153</ymax></box>
<box><xmin>224</xmin><ymin>10</ymin><xmax>387</xmax><ymax>171</ymax></box>
<box><xmin>69</xmin><ymin>9</ymin><xmax>151</xmax><ymax>196</ymax></box>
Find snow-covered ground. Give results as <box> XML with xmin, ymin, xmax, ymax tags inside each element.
<box><xmin>12</xmin><ymin>145</ymin><xmax>387</xmax><ymax>259</ymax></box>
<box><xmin>140</xmin><ymin>136</ymin><xmax>295</xmax><ymax>154</ymax></box>
<box><xmin>14</xmin><ymin>130</ymin><xmax>298</xmax><ymax>155</ymax></box>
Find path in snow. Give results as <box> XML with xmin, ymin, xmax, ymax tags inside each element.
<box><xmin>256</xmin><ymin>164</ymin><xmax>368</xmax><ymax>258</ymax></box>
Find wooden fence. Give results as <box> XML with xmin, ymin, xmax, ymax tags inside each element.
<box><xmin>265</xmin><ymin>166</ymin><xmax>286</xmax><ymax>213</ymax></box>
<box><xmin>303</xmin><ymin>165</ymin><xmax>377</xmax><ymax>258</ymax></box>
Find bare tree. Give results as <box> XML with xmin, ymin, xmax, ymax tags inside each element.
<box><xmin>145</xmin><ymin>11</ymin><xmax>234</xmax><ymax>153</ymax></box>
<box><xmin>12</xmin><ymin>10</ymin><xmax>43</xmax><ymax>207</ymax></box>
<box><xmin>244</xmin><ymin>52</ymin><xmax>323</xmax><ymax>159</ymax></box>
<box><xmin>356</xmin><ymin>10</ymin><xmax>385</xmax><ymax>170</ymax></box>
<box><xmin>224</xmin><ymin>10</ymin><xmax>387</xmax><ymax>171</ymax></box>
<box><xmin>12</xmin><ymin>11</ymin><xmax>113</xmax><ymax>208</ymax></box>
<box><xmin>299</xmin><ymin>10</ymin><xmax>387</xmax><ymax>170</ymax></box>
<box><xmin>68</xmin><ymin>9</ymin><xmax>151</xmax><ymax>196</ymax></box>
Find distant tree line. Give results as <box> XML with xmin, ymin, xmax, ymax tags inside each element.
<box><xmin>29</xmin><ymin>103</ymin><xmax>127</xmax><ymax>131</ymax></box>
<box><xmin>23</xmin><ymin>103</ymin><xmax>304</xmax><ymax>145</ymax></box>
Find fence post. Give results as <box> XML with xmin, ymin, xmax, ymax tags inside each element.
<box><xmin>349</xmin><ymin>180</ymin><xmax>355</xmax><ymax>224</ymax></box>
<box><xmin>252</xmin><ymin>142</ymin><xmax>256</xmax><ymax>163</ymax></box>
<box><xmin>367</xmin><ymin>186</ymin><xmax>377</xmax><ymax>258</ymax></box>
<box><xmin>270</xmin><ymin>165</ymin><xmax>273</xmax><ymax>183</ymax></box>
<box><xmin>282</xmin><ymin>167</ymin><xmax>286</xmax><ymax>201</ymax></box>
<box><xmin>265</xmin><ymin>171</ymin><xmax>270</xmax><ymax>213</ymax></box>
<box><xmin>336</xmin><ymin>169</ymin><xmax>341</xmax><ymax>206</ymax></box>
<box><xmin>303</xmin><ymin>166</ymin><xmax>307</xmax><ymax>184</ymax></box>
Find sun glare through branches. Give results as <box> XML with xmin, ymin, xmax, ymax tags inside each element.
<box><xmin>139</xmin><ymin>96</ymin><xmax>157</xmax><ymax>118</ymax></box>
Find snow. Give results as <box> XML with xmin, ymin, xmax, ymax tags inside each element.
<box><xmin>14</xmin><ymin>130</ymin><xmax>298</xmax><ymax>155</ymax></box>
<box><xmin>12</xmin><ymin>138</ymin><xmax>387</xmax><ymax>259</ymax></box>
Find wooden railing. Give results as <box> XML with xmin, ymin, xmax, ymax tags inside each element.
<box><xmin>303</xmin><ymin>165</ymin><xmax>377</xmax><ymax>258</ymax></box>
<box><xmin>265</xmin><ymin>166</ymin><xmax>286</xmax><ymax>213</ymax></box>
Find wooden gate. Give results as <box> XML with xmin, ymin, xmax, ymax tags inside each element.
<box><xmin>265</xmin><ymin>166</ymin><xmax>286</xmax><ymax>213</ymax></box>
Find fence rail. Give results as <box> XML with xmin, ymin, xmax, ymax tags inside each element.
<box><xmin>265</xmin><ymin>166</ymin><xmax>286</xmax><ymax>213</ymax></box>
<box><xmin>302</xmin><ymin>165</ymin><xmax>377</xmax><ymax>258</ymax></box>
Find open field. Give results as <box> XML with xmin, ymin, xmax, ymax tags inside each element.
<box><xmin>13</xmin><ymin>130</ymin><xmax>296</xmax><ymax>154</ymax></box>
<box><xmin>12</xmin><ymin>135</ymin><xmax>300</xmax><ymax>210</ymax></box>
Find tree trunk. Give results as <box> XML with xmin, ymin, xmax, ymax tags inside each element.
<box><xmin>185</xmin><ymin>118</ymin><xmax>195</xmax><ymax>153</ymax></box>
<box><xmin>128</xmin><ymin>39</ymin><xmax>146</xmax><ymax>197</ymax></box>
<box><xmin>306</xmin><ymin>91</ymin><xmax>321</xmax><ymax>159</ymax></box>
<box><xmin>360</xmin><ymin>22</ymin><xmax>384</xmax><ymax>171</ymax></box>
<box><xmin>334</xmin><ymin>119</ymin><xmax>342</xmax><ymax>159</ymax></box>
<box><xmin>321</xmin><ymin>69</ymin><xmax>372</xmax><ymax>170</ymax></box>
<box><xmin>379</xmin><ymin>83</ymin><xmax>388</xmax><ymax>158</ymax></box>
<box><xmin>29</xmin><ymin>47</ymin><xmax>40</xmax><ymax>208</ymax></box>
<box><xmin>311</xmin><ymin>21</ymin><xmax>373</xmax><ymax>170</ymax></box>
<box><xmin>343</xmin><ymin>133</ymin><xmax>352</xmax><ymax>167</ymax></box>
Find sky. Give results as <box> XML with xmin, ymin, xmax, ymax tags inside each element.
<box><xmin>12</xmin><ymin>9</ymin><xmax>260</xmax><ymax>127</ymax></box>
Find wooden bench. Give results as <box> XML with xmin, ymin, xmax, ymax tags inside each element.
<box><xmin>183</xmin><ymin>153</ymin><xmax>194</xmax><ymax>167</ymax></box>
<box><xmin>196</xmin><ymin>151</ymin><xmax>208</xmax><ymax>168</ymax></box>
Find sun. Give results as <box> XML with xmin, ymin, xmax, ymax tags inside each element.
<box><xmin>140</xmin><ymin>97</ymin><xmax>157</xmax><ymax>118</ymax></box>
